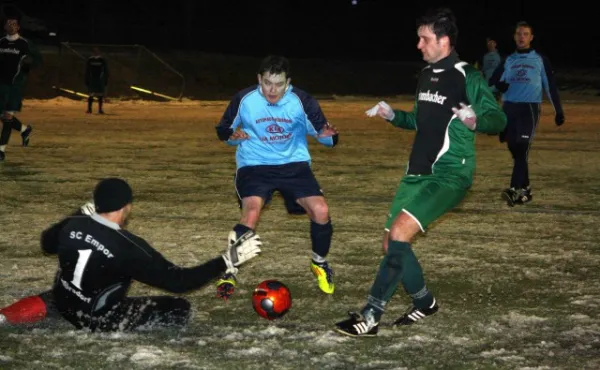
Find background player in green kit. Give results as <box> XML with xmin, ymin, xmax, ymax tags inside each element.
<box><xmin>0</xmin><ymin>15</ymin><xmax>41</xmax><ymax>161</ymax></box>
<box><xmin>334</xmin><ymin>7</ymin><xmax>507</xmax><ymax>337</ymax></box>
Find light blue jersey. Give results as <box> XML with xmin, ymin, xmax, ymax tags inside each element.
<box><xmin>496</xmin><ymin>49</ymin><xmax>562</xmax><ymax>112</ymax></box>
<box><xmin>482</xmin><ymin>50</ymin><xmax>501</xmax><ymax>92</ymax></box>
<box><xmin>216</xmin><ymin>84</ymin><xmax>337</xmax><ymax>169</ymax></box>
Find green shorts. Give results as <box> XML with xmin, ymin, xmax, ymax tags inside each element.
<box><xmin>385</xmin><ymin>174</ymin><xmax>469</xmax><ymax>232</ymax></box>
<box><xmin>0</xmin><ymin>84</ymin><xmax>23</xmax><ymax>113</ymax></box>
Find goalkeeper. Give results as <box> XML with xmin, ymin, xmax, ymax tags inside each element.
<box><xmin>334</xmin><ymin>8</ymin><xmax>507</xmax><ymax>337</ymax></box>
<box><xmin>0</xmin><ymin>178</ymin><xmax>261</xmax><ymax>332</ymax></box>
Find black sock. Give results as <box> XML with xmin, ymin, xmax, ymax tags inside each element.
<box><xmin>0</xmin><ymin>119</ymin><xmax>12</xmax><ymax>146</ymax></box>
<box><xmin>98</xmin><ymin>97</ymin><xmax>104</xmax><ymax>111</ymax></box>
<box><xmin>87</xmin><ymin>97</ymin><xmax>93</xmax><ymax>112</ymax></box>
<box><xmin>509</xmin><ymin>141</ymin><xmax>529</xmax><ymax>188</ymax></box>
<box><xmin>310</xmin><ymin>219</ymin><xmax>332</xmax><ymax>261</ymax></box>
<box><xmin>233</xmin><ymin>223</ymin><xmax>253</xmax><ymax>239</ymax></box>
<box><xmin>11</xmin><ymin>116</ymin><xmax>22</xmax><ymax>132</ymax></box>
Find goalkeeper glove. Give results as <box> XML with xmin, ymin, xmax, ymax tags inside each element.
<box><xmin>218</xmin><ymin>230</ymin><xmax>262</xmax><ymax>300</ymax></box>
<box><xmin>80</xmin><ymin>202</ymin><xmax>96</xmax><ymax>216</ymax></box>
<box><xmin>221</xmin><ymin>230</ymin><xmax>262</xmax><ymax>270</ymax></box>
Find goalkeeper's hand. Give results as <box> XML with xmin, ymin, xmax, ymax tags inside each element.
<box><xmin>217</xmin><ymin>230</ymin><xmax>261</xmax><ymax>300</ymax></box>
<box><xmin>365</xmin><ymin>101</ymin><xmax>395</xmax><ymax>121</ymax></box>
<box><xmin>80</xmin><ymin>202</ymin><xmax>96</xmax><ymax>216</ymax></box>
<box><xmin>451</xmin><ymin>102</ymin><xmax>477</xmax><ymax>130</ymax></box>
<box><xmin>221</xmin><ymin>230</ymin><xmax>262</xmax><ymax>270</ymax></box>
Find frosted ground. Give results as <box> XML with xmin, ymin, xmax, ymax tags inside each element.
<box><xmin>1</xmin><ymin>97</ymin><xmax>599</xmax><ymax>369</ymax></box>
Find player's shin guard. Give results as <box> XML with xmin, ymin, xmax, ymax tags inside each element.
<box><xmin>392</xmin><ymin>241</ymin><xmax>434</xmax><ymax>309</ymax></box>
<box><xmin>310</xmin><ymin>219</ymin><xmax>332</xmax><ymax>259</ymax></box>
<box><xmin>87</xmin><ymin>96</ymin><xmax>93</xmax><ymax>112</ymax></box>
<box><xmin>368</xmin><ymin>241</ymin><xmax>405</xmax><ymax>305</ymax></box>
<box><xmin>0</xmin><ymin>295</ymin><xmax>47</xmax><ymax>324</ymax></box>
<box><xmin>98</xmin><ymin>97</ymin><xmax>104</xmax><ymax>112</ymax></box>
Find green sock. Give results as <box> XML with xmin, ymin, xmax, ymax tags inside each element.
<box><xmin>367</xmin><ymin>240</ymin><xmax>406</xmax><ymax>306</ymax></box>
<box><xmin>367</xmin><ymin>240</ymin><xmax>433</xmax><ymax>310</ymax></box>
<box><xmin>394</xmin><ymin>241</ymin><xmax>434</xmax><ymax>309</ymax></box>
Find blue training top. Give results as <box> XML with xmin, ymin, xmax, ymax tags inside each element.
<box><xmin>490</xmin><ymin>49</ymin><xmax>563</xmax><ymax>116</ymax></box>
<box><xmin>215</xmin><ymin>84</ymin><xmax>338</xmax><ymax>169</ymax></box>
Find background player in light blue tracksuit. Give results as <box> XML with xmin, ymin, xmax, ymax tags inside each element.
<box><xmin>490</xmin><ymin>21</ymin><xmax>564</xmax><ymax>206</ymax></box>
<box><xmin>482</xmin><ymin>37</ymin><xmax>502</xmax><ymax>101</ymax></box>
<box><xmin>215</xmin><ymin>55</ymin><xmax>339</xmax><ymax>299</ymax></box>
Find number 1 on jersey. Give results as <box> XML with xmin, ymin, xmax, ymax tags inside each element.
<box><xmin>71</xmin><ymin>249</ymin><xmax>92</xmax><ymax>290</ymax></box>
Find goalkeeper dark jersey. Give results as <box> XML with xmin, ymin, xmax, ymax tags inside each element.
<box><xmin>390</xmin><ymin>51</ymin><xmax>506</xmax><ymax>179</ymax></box>
<box><xmin>40</xmin><ymin>212</ymin><xmax>227</xmax><ymax>320</ymax></box>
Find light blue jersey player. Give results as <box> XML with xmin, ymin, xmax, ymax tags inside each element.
<box><xmin>214</xmin><ymin>55</ymin><xmax>338</xmax><ymax>299</ymax></box>
<box><xmin>482</xmin><ymin>38</ymin><xmax>501</xmax><ymax>96</ymax></box>
<box><xmin>489</xmin><ymin>21</ymin><xmax>565</xmax><ymax>206</ymax></box>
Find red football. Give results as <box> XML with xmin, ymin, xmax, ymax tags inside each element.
<box><xmin>252</xmin><ymin>280</ymin><xmax>292</xmax><ymax>320</ymax></box>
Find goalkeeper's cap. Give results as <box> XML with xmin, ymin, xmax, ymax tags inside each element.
<box><xmin>93</xmin><ymin>178</ymin><xmax>133</xmax><ymax>213</ymax></box>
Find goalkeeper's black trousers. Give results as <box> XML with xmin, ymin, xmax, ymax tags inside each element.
<box><xmin>58</xmin><ymin>295</ymin><xmax>191</xmax><ymax>332</ymax></box>
<box><xmin>500</xmin><ymin>102</ymin><xmax>541</xmax><ymax>189</ymax></box>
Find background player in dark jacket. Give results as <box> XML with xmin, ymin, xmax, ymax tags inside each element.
<box><xmin>85</xmin><ymin>47</ymin><xmax>109</xmax><ymax>114</ymax></box>
<box><xmin>0</xmin><ymin>15</ymin><xmax>41</xmax><ymax>161</ymax></box>
<box><xmin>489</xmin><ymin>21</ymin><xmax>565</xmax><ymax>206</ymax></box>
<box><xmin>0</xmin><ymin>178</ymin><xmax>262</xmax><ymax>332</ymax></box>
<box><xmin>334</xmin><ymin>7</ymin><xmax>506</xmax><ymax>337</ymax></box>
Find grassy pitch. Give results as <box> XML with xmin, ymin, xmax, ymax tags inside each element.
<box><xmin>0</xmin><ymin>97</ymin><xmax>599</xmax><ymax>369</ymax></box>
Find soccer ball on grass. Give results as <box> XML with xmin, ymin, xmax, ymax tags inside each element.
<box><xmin>252</xmin><ymin>280</ymin><xmax>292</xmax><ymax>320</ymax></box>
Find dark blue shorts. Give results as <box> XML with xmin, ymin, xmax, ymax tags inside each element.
<box><xmin>500</xmin><ymin>102</ymin><xmax>540</xmax><ymax>144</ymax></box>
<box><xmin>235</xmin><ymin>161</ymin><xmax>323</xmax><ymax>214</ymax></box>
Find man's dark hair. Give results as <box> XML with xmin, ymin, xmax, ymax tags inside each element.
<box><xmin>515</xmin><ymin>21</ymin><xmax>533</xmax><ymax>34</ymax></box>
<box><xmin>416</xmin><ymin>7</ymin><xmax>458</xmax><ymax>47</ymax></box>
<box><xmin>258</xmin><ymin>55</ymin><xmax>291</xmax><ymax>78</ymax></box>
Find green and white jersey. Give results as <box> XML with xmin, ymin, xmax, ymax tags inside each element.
<box><xmin>390</xmin><ymin>51</ymin><xmax>506</xmax><ymax>181</ymax></box>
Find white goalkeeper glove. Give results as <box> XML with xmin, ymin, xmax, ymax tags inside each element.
<box><xmin>451</xmin><ymin>102</ymin><xmax>477</xmax><ymax>130</ymax></box>
<box><xmin>222</xmin><ymin>230</ymin><xmax>262</xmax><ymax>273</ymax></box>
<box><xmin>80</xmin><ymin>202</ymin><xmax>96</xmax><ymax>216</ymax></box>
<box><xmin>365</xmin><ymin>101</ymin><xmax>395</xmax><ymax>121</ymax></box>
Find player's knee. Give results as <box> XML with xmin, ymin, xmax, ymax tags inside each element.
<box><xmin>382</xmin><ymin>232</ymin><xmax>389</xmax><ymax>253</ymax></box>
<box><xmin>308</xmin><ymin>200</ymin><xmax>329</xmax><ymax>223</ymax></box>
<box><xmin>388</xmin><ymin>225</ymin><xmax>412</xmax><ymax>243</ymax></box>
<box><xmin>242</xmin><ymin>200</ymin><xmax>262</xmax><ymax>217</ymax></box>
<box><xmin>389</xmin><ymin>213</ymin><xmax>420</xmax><ymax>242</ymax></box>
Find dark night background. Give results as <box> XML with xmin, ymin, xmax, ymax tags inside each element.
<box><xmin>2</xmin><ymin>0</ymin><xmax>597</xmax><ymax>99</ymax></box>
<box><xmin>9</xmin><ymin>0</ymin><xmax>596</xmax><ymax>66</ymax></box>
